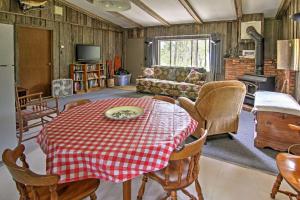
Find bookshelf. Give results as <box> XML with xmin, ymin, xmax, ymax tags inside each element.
<box><xmin>70</xmin><ymin>63</ymin><xmax>106</xmax><ymax>94</ymax></box>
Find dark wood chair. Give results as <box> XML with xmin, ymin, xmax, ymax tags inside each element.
<box><xmin>16</xmin><ymin>92</ymin><xmax>59</xmax><ymax>144</ymax></box>
<box><xmin>2</xmin><ymin>144</ymin><xmax>100</xmax><ymax>200</ymax></box>
<box><xmin>271</xmin><ymin>124</ymin><xmax>300</xmax><ymax>200</ymax></box>
<box><xmin>63</xmin><ymin>99</ymin><xmax>91</xmax><ymax>111</ymax></box>
<box><xmin>137</xmin><ymin>129</ymin><xmax>207</xmax><ymax>200</ymax></box>
<box><xmin>153</xmin><ymin>95</ymin><xmax>176</xmax><ymax>104</ymax></box>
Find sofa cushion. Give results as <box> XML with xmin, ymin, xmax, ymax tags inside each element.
<box><xmin>152</xmin><ymin>79</ymin><xmax>176</xmax><ymax>89</ymax></box>
<box><xmin>154</xmin><ymin>66</ymin><xmax>175</xmax><ymax>81</ymax></box>
<box><xmin>136</xmin><ymin>78</ymin><xmax>159</xmax><ymax>87</ymax></box>
<box><xmin>185</xmin><ymin>70</ymin><xmax>206</xmax><ymax>84</ymax></box>
<box><xmin>175</xmin><ymin>67</ymin><xmax>191</xmax><ymax>82</ymax></box>
<box><xmin>173</xmin><ymin>82</ymin><xmax>200</xmax><ymax>92</ymax></box>
<box><xmin>142</xmin><ymin>68</ymin><xmax>154</xmax><ymax>78</ymax></box>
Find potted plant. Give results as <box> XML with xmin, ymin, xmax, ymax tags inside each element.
<box><xmin>114</xmin><ymin>68</ymin><xmax>131</xmax><ymax>86</ymax></box>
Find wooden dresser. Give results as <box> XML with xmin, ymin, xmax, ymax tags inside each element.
<box><xmin>254</xmin><ymin>91</ymin><xmax>300</xmax><ymax>152</ymax></box>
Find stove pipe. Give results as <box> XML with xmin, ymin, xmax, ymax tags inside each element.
<box><xmin>246</xmin><ymin>26</ymin><xmax>264</xmax><ymax>75</ymax></box>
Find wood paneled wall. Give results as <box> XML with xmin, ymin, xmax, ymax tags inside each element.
<box><xmin>0</xmin><ymin>0</ymin><xmax>124</xmax><ymax>80</ymax></box>
<box><xmin>282</xmin><ymin>0</ymin><xmax>300</xmax><ymax>100</ymax></box>
<box><xmin>126</xmin><ymin>14</ymin><xmax>280</xmax><ymax>60</ymax></box>
<box><xmin>282</xmin><ymin>0</ymin><xmax>300</xmax><ymax>39</ymax></box>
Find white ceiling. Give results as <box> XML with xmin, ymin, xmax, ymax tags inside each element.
<box><xmin>119</xmin><ymin>2</ymin><xmax>160</xmax><ymax>27</ymax></box>
<box><xmin>141</xmin><ymin>0</ymin><xmax>194</xmax><ymax>24</ymax></box>
<box><xmin>66</xmin><ymin>0</ymin><xmax>284</xmax><ymax>28</ymax></box>
<box><xmin>189</xmin><ymin>0</ymin><xmax>236</xmax><ymax>22</ymax></box>
<box><xmin>242</xmin><ymin>0</ymin><xmax>282</xmax><ymax>18</ymax></box>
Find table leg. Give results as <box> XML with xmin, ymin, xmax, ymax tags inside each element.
<box><xmin>123</xmin><ymin>180</ymin><xmax>131</xmax><ymax>200</ymax></box>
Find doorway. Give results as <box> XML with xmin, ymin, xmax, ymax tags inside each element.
<box><xmin>17</xmin><ymin>27</ymin><xmax>52</xmax><ymax>96</ymax></box>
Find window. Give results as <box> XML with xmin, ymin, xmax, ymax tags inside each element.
<box><xmin>158</xmin><ymin>38</ymin><xmax>210</xmax><ymax>71</ymax></box>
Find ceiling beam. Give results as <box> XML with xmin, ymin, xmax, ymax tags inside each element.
<box><xmin>109</xmin><ymin>11</ymin><xmax>143</xmax><ymax>28</ymax></box>
<box><xmin>130</xmin><ymin>0</ymin><xmax>170</xmax><ymax>26</ymax></box>
<box><xmin>276</xmin><ymin>0</ymin><xmax>292</xmax><ymax>19</ymax></box>
<box><xmin>234</xmin><ymin>0</ymin><xmax>242</xmax><ymax>19</ymax></box>
<box><xmin>178</xmin><ymin>0</ymin><xmax>203</xmax><ymax>24</ymax></box>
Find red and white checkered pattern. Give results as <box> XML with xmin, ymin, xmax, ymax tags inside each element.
<box><xmin>37</xmin><ymin>98</ymin><xmax>197</xmax><ymax>183</ymax></box>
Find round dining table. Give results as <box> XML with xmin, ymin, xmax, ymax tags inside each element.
<box><xmin>37</xmin><ymin>97</ymin><xmax>197</xmax><ymax>200</ymax></box>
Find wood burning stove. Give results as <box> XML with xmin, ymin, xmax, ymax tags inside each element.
<box><xmin>238</xmin><ymin>74</ymin><xmax>275</xmax><ymax>105</ymax></box>
<box><xmin>237</xmin><ymin>26</ymin><xmax>276</xmax><ymax>105</ymax></box>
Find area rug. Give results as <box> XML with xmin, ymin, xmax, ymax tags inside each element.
<box><xmin>187</xmin><ymin>110</ymin><xmax>278</xmax><ymax>174</ymax></box>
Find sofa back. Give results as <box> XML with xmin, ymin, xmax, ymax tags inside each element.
<box><xmin>153</xmin><ymin>65</ymin><xmax>206</xmax><ymax>82</ymax></box>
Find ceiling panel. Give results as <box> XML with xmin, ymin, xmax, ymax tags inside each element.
<box><xmin>66</xmin><ymin>0</ymin><xmax>136</xmax><ymax>28</ymax></box>
<box><xmin>119</xmin><ymin>2</ymin><xmax>161</xmax><ymax>27</ymax></box>
<box><xmin>242</xmin><ymin>0</ymin><xmax>282</xmax><ymax>18</ymax></box>
<box><xmin>189</xmin><ymin>0</ymin><xmax>236</xmax><ymax>22</ymax></box>
<box><xmin>141</xmin><ymin>0</ymin><xmax>194</xmax><ymax>24</ymax></box>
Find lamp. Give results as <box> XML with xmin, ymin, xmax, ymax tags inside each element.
<box><xmin>97</xmin><ymin>0</ymin><xmax>131</xmax><ymax>12</ymax></box>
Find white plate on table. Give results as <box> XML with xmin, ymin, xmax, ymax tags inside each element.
<box><xmin>104</xmin><ymin>106</ymin><xmax>144</xmax><ymax>120</ymax></box>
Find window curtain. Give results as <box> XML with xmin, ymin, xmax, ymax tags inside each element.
<box><xmin>209</xmin><ymin>33</ymin><xmax>223</xmax><ymax>81</ymax></box>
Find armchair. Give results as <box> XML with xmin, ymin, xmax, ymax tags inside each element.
<box><xmin>178</xmin><ymin>80</ymin><xmax>246</xmax><ymax>138</ymax></box>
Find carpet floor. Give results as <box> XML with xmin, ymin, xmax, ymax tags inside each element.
<box><xmin>199</xmin><ymin>110</ymin><xmax>278</xmax><ymax>174</ymax></box>
<box><xmin>36</xmin><ymin>88</ymin><xmax>279</xmax><ymax>174</ymax></box>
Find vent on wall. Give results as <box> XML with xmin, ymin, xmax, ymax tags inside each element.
<box><xmin>18</xmin><ymin>0</ymin><xmax>48</xmax><ymax>12</ymax></box>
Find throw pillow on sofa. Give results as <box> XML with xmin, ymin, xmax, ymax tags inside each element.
<box><xmin>142</xmin><ymin>68</ymin><xmax>154</xmax><ymax>78</ymax></box>
<box><xmin>185</xmin><ymin>70</ymin><xmax>206</xmax><ymax>84</ymax></box>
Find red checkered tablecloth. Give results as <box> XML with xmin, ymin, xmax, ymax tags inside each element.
<box><xmin>37</xmin><ymin>97</ymin><xmax>197</xmax><ymax>183</ymax></box>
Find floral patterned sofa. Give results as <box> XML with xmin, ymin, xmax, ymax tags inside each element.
<box><xmin>136</xmin><ymin>66</ymin><xmax>207</xmax><ymax>99</ymax></box>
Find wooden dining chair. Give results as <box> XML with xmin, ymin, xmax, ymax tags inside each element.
<box><xmin>16</xmin><ymin>92</ymin><xmax>60</xmax><ymax>144</ymax></box>
<box><xmin>271</xmin><ymin>124</ymin><xmax>300</xmax><ymax>200</ymax></box>
<box><xmin>153</xmin><ymin>95</ymin><xmax>176</xmax><ymax>104</ymax></box>
<box><xmin>2</xmin><ymin>144</ymin><xmax>100</xmax><ymax>200</ymax></box>
<box><xmin>63</xmin><ymin>99</ymin><xmax>91</xmax><ymax>111</ymax></box>
<box><xmin>137</xmin><ymin>129</ymin><xmax>207</xmax><ymax>200</ymax></box>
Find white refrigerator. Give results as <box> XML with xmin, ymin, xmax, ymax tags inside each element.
<box><xmin>0</xmin><ymin>23</ymin><xmax>17</xmax><ymax>160</ymax></box>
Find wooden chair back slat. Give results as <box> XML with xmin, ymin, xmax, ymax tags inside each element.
<box><xmin>2</xmin><ymin>145</ymin><xmax>60</xmax><ymax>188</ymax></box>
<box><xmin>163</xmin><ymin>129</ymin><xmax>207</xmax><ymax>187</ymax></box>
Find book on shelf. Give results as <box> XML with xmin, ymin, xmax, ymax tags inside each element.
<box><xmin>87</xmin><ymin>64</ymin><xmax>98</xmax><ymax>71</ymax></box>
<box><xmin>88</xmin><ymin>79</ymin><xmax>99</xmax><ymax>88</ymax></box>
<box><xmin>74</xmin><ymin>82</ymin><xmax>84</xmax><ymax>91</ymax></box>
<box><xmin>74</xmin><ymin>73</ymin><xmax>83</xmax><ymax>81</ymax></box>
<box><xmin>74</xmin><ymin>65</ymin><xmax>83</xmax><ymax>71</ymax></box>
<box><xmin>87</xmin><ymin>73</ymin><xmax>99</xmax><ymax>79</ymax></box>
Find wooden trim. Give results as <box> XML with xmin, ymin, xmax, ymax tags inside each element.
<box><xmin>234</xmin><ymin>0</ymin><xmax>242</xmax><ymax>19</ymax></box>
<box><xmin>109</xmin><ymin>12</ymin><xmax>143</xmax><ymax>28</ymax></box>
<box><xmin>276</xmin><ymin>0</ymin><xmax>292</xmax><ymax>19</ymax></box>
<box><xmin>0</xmin><ymin>10</ymin><xmax>123</xmax><ymax>33</ymax></box>
<box><xmin>177</xmin><ymin>0</ymin><xmax>203</xmax><ymax>24</ymax></box>
<box><xmin>129</xmin><ymin>0</ymin><xmax>170</xmax><ymax>26</ymax></box>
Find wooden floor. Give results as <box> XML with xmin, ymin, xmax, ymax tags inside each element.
<box><xmin>0</xmin><ymin>141</ymin><xmax>293</xmax><ymax>200</ymax></box>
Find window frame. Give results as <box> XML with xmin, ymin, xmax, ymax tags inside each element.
<box><xmin>157</xmin><ymin>35</ymin><xmax>211</xmax><ymax>70</ymax></box>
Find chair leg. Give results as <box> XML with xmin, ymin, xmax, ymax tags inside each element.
<box><xmin>90</xmin><ymin>192</ymin><xmax>97</xmax><ymax>200</ymax></box>
<box><xmin>297</xmin><ymin>193</ymin><xmax>300</xmax><ymax>200</ymax></box>
<box><xmin>137</xmin><ymin>176</ymin><xmax>148</xmax><ymax>200</ymax></box>
<box><xmin>271</xmin><ymin>174</ymin><xmax>283</xmax><ymax>199</ymax></box>
<box><xmin>195</xmin><ymin>178</ymin><xmax>204</xmax><ymax>200</ymax></box>
<box><xmin>170</xmin><ymin>191</ymin><xmax>177</xmax><ymax>200</ymax></box>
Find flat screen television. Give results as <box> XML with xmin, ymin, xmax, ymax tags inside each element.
<box><xmin>76</xmin><ymin>44</ymin><xmax>101</xmax><ymax>63</ymax></box>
